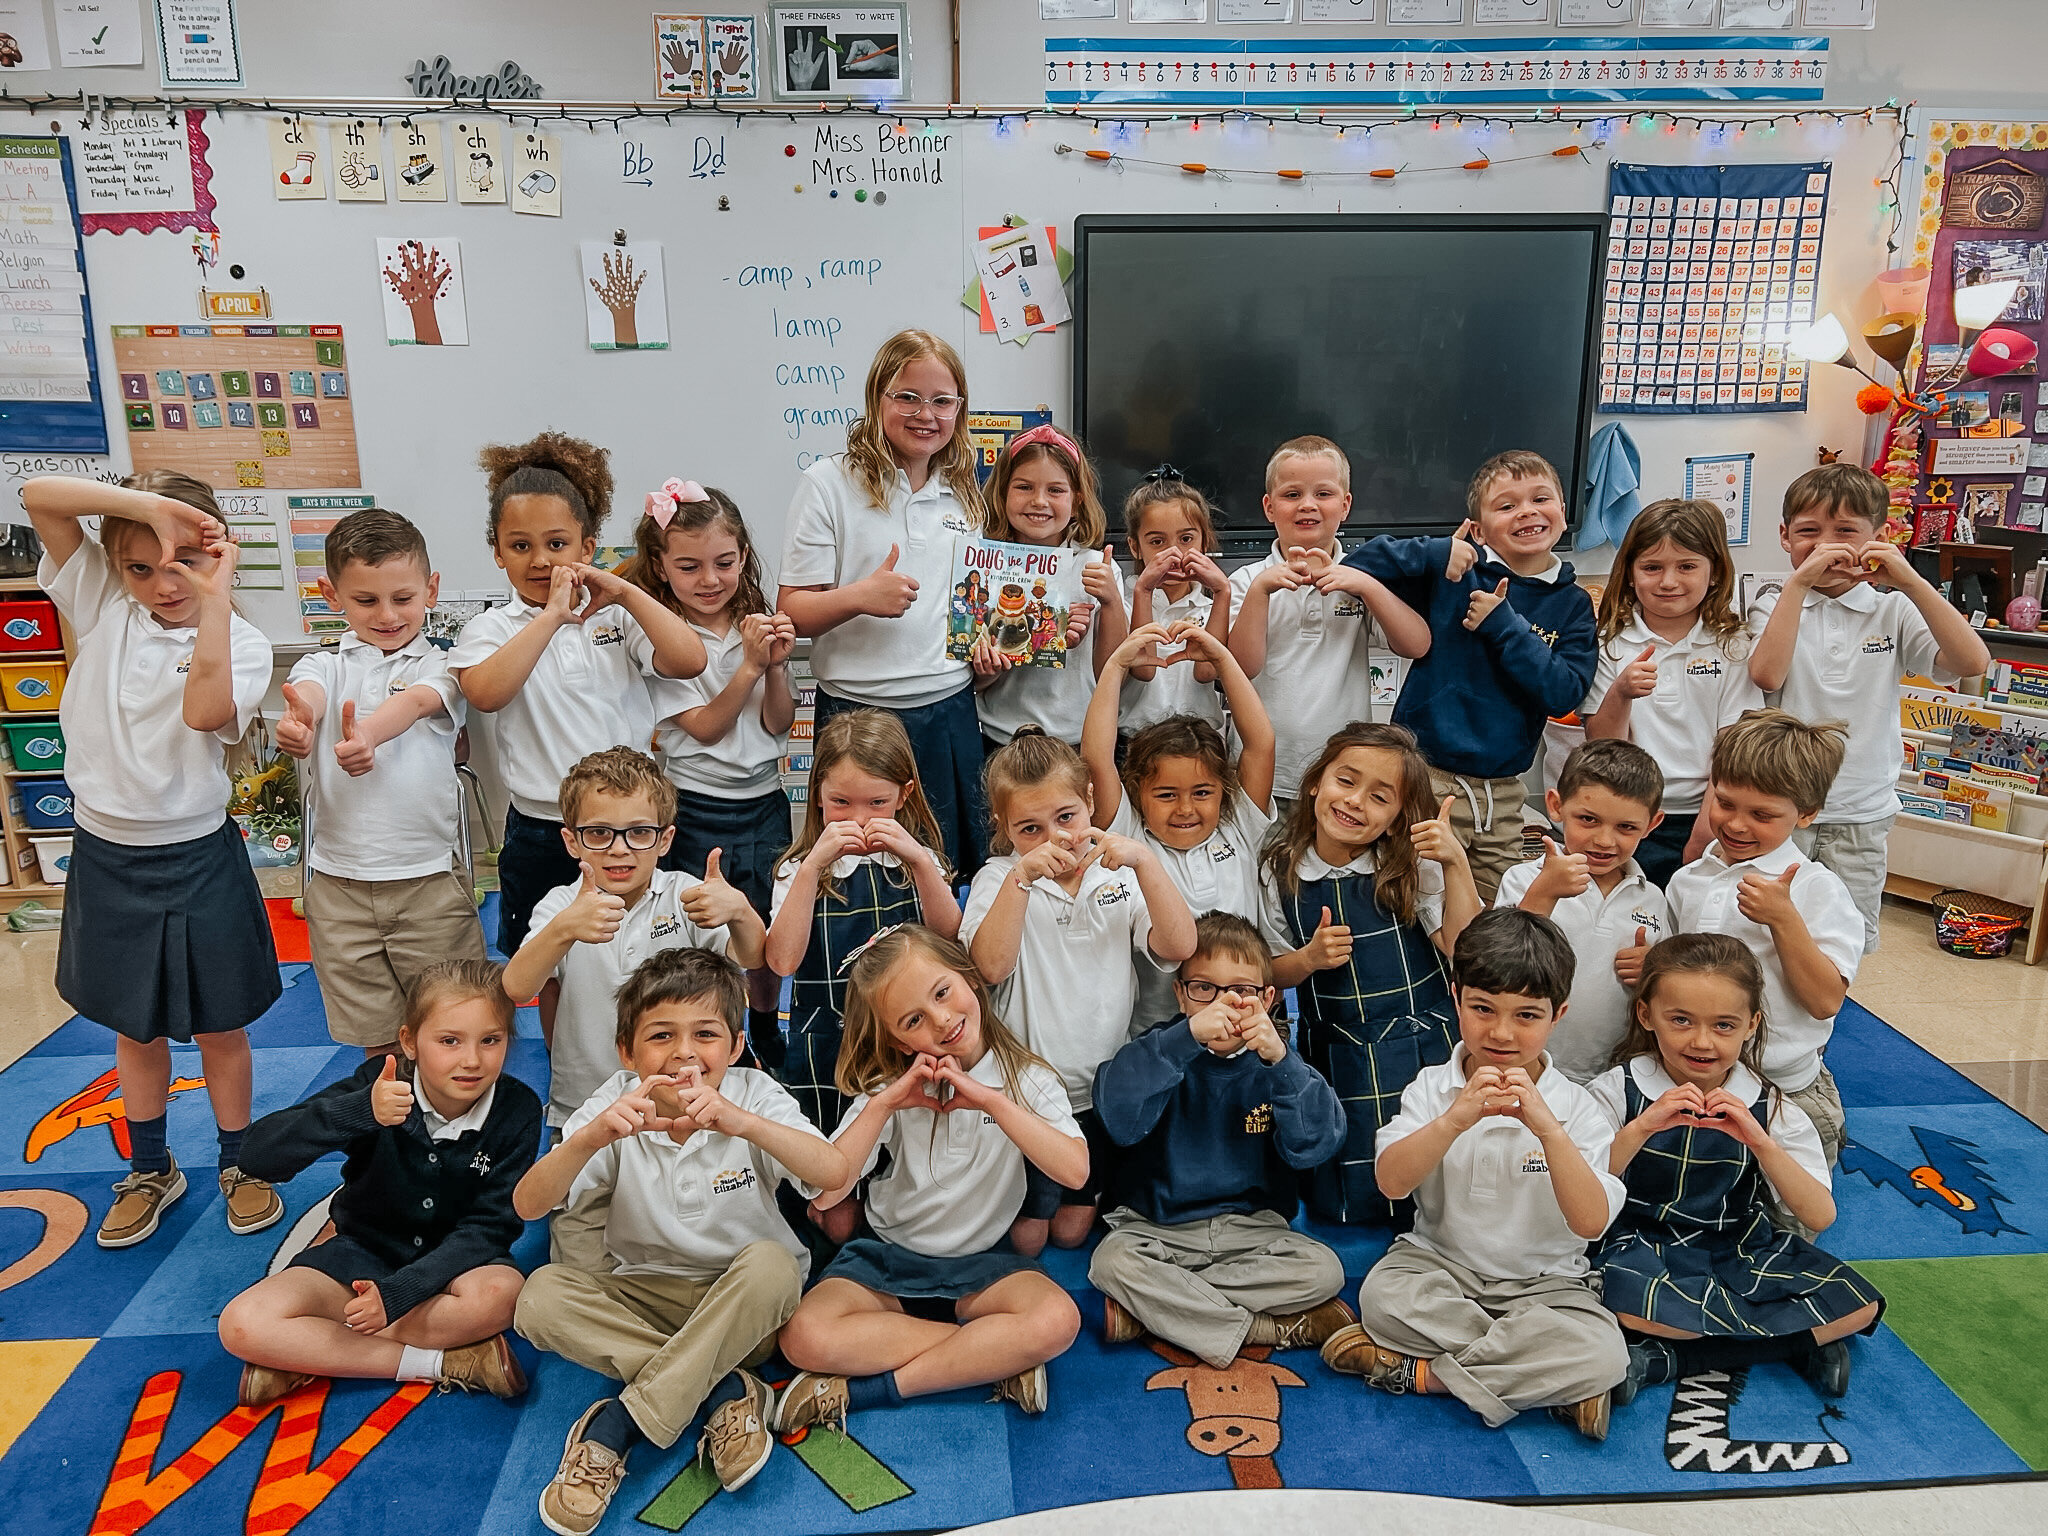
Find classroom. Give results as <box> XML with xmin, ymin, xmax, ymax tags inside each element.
<box><xmin>0</xmin><ymin>2</ymin><xmax>2044</xmax><ymax>1534</ymax></box>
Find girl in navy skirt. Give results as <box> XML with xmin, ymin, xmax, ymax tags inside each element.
<box><xmin>775</xmin><ymin>925</ymin><xmax>1085</xmax><ymax>1432</ymax></box>
<box><xmin>765</xmin><ymin>710</ymin><xmax>959</xmax><ymax>1240</ymax></box>
<box><xmin>24</xmin><ymin>472</ymin><xmax>284</xmax><ymax>1250</ymax></box>
<box><xmin>1590</xmin><ymin>934</ymin><xmax>1883</xmax><ymax>1405</ymax></box>
<box><xmin>1257</xmin><ymin>722</ymin><xmax>1483</xmax><ymax>1225</ymax></box>
<box><xmin>622</xmin><ymin>478</ymin><xmax>797</xmax><ymax>1070</ymax></box>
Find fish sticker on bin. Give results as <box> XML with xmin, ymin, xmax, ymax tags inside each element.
<box><xmin>23</xmin><ymin>737</ymin><xmax>57</xmax><ymax>760</ymax></box>
<box><xmin>34</xmin><ymin>793</ymin><xmax>69</xmax><ymax>817</ymax></box>
<box><xmin>14</xmin><ymin>677</ymin><xmax>50</xmax><ymax>698</ymax></box>
<box><xmin>4</xmin><ymin>617</ymin><xmax>46</xmax><ymax>642</ymax></box>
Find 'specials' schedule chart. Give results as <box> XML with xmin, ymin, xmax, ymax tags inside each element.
<box><xmin>1598</xmin><ymin>161</ymin><xmax>1830</xmax><ymax>415</ymax></box>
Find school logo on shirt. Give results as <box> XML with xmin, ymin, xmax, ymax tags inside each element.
<box><xmin>1684</xmin><ymin>657</ymin><xmax>1724</xmax><ymax>678</ymax></box>
<box><xmin>1520</xmin><ymin>1150</ymin><xmax>1549</xmax><ymax>1175</ymax></box>
<box><xmin>1331</xmin><ymin>597</ymin><xmax>1365</xmax><ymax>619</ymax></box>
<box><xmin>711</xmin><ymin>1167</ymin><xmax>758</xmax><ymax>1196</ymax></box>
<box><xmin>589</xmin><ymin>622</ymin><xmax>625</xmax><ymax>648</ymax></box>
<box><xmin>174</xmin><ymin>652</ymin><xmax>194</xmax><ymax>674</ymax></box>
<box><xmin>1211</xmin><ymin>842</ymin><xmax>1237</xmax><ymax>863</ymax></box>
<box><xmin>941</xmin><ymin>509</ymin><xmax>972</xmax><ymax>534</ymax></box>
<box><xmin>469</xmin><ymin>1148</ymin><xmax>492</xmax><ymax>1174</ymax></box>
<box><xmin>649</xmin><ymin>914</ymin><xmax>685</xmax><ymax>941</ymax></box>
<box><xmin>1629</xmin><ymin>908</ymin><xmax>1664</xmax><ymax>934</ymax></box>
<box><xmin>1861</xmin><ymin>633</ymin><xmax>1896</xmax><ymax>655</ymax></box>
<box><xmin>1093</xmin><ymin>883</ymin><xmax>1132</xmax><ymax>909</ymax></box>
<box><xmin>1531</xmin><ymin>626</ymin><xmax>1561</xmax><ymax>648</ymax></box>
<box><xmin>1243</xmin><ymin>1102</ymin><xmax>1273</xmax><ymax>1135</ymax></box>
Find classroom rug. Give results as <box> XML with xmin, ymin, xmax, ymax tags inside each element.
<box><xmin>1</xmin><ymin>894</ymin><xmax>2044</xmax><ymax>1535</ymax></box>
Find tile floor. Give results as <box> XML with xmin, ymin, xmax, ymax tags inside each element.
<box><xmin>2</xmin><ymin>891</ymin><xmax>2042</xmax><ymax>1533</ymax></box>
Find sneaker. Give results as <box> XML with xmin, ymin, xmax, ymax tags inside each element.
<box><xmin>1102</xmin><ymin>1295</ymin><xmax>1145</xmax><ymax>1345</ymax></box>
<box><xmin>539</xmin><ymin>1401</ymin><xmax>628</xmax><ymax>1536</ymax></box>
<box><xmin>97</xmin><ymin>1158</ymin><xmax>187</xmax><ymax>1248</ymax></box>
<box><xmin>699</xmin><ymin>1371</ymin><xmax>775</xmax><ymax>1492</ymax></box>
<box><xmin>1268</xmin><ymin>1298</ymin><xmax>1358</xmax><ymax>1352</ymax></box>
<box><xmin>1612</xmin><ymin>1336</ymin><xmax>1678</xmax><ymax>1408</ymax></box>
<box><xmin>1796</xmin><ymin>1338</ymin><xmax>1852</xmax><ymax>1398</ymax></box>
<box><xmin>1550</xmin><ymin>1389</ymin><xmax>1612</xmax><ymax>1442</ymax></box>
<box><xmin>991</xmin><ymin>1363</ymin><xmax>1048</xmax><ymax>1415</ymax></box>
<box><xmin>774</xmin><ymin>1371</ymin><xmax>848</xmax><ymax>1435</ymax></box>
<box><xmin>438</xmin><ymin>1334</ymin><xmax>528</xmax><ymax>1399</ymax></box>
<box><xmin>237</xmin><ymin>1363</ymin><xmax>314</xmax><ymax>1408</ymax></box>
<box><xmin>1320</xmin><ymin>1323</ymin><xmax>1418</xmax><ymax>1393</ymax></box>
<box><xmin>219</xmin><ymin>1167</ymin><xmax>284</xmax><ymax>1235</ymax></box>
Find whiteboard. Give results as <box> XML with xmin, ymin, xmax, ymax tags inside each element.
<box><xmin>54</xmin><ymin>107</ymin><xmax>1895</xmax><ymax>642</ymax></box>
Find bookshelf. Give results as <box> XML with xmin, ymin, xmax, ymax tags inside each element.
<box><xmin>0</xmin><ymin>574</ymin><xmax>71</xmax><ymax>910</ymax></box>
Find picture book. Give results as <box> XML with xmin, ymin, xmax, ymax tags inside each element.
<box><xmin>945</xmin><ymin>536</ymin><xmax>1086</xmax><ymax>669</ymax></box>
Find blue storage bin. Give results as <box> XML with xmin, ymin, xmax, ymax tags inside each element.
<box><xmin>15</xmin><ymin>774</ymin><xmax>74</xmax><ymax>830</ymax></box>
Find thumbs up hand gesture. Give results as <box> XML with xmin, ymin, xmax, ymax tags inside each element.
<box><xmin>563</xmin><ymin>861</ymin><xmax>628</xmax><ymax>945</ymax></box>
<box><xmin>862</xmin><ymin>543</ymin><xmax>919</xmax><ymax>618</ymax></box>
<box><xmin>1462</xmin><ymin>576</ymin><xmax>1511</xmax><ymax>633</ymax></box>
<box><xmin>1617</xmin><ymin>643</ymin><xmax>1662</xmax><ymax>701</ymax></box>
<box><xmin>370</xmin><ymin>1054</ymin><xmax>415</xmax><ymax>1127</ymax></box>
<box><xmin>1409</xmin><ymin>795</ymin><xmax>1470</xmax><ymax>871</ymax></box>
<box><xmin>1528</xmin><ymin>835</ymin><xmax>1592</xmax><ymax>902</ymax></box>
<box><xmin>277</xmin><ymin>682</ymin><xmax>318</xmax><ymax>759</ymax></box>
<box><xmin>1444</xmin><ymin>519</ymin><xmax>1481</xmax><ymax>581</ymax></box>
<box><xmin>333</xmin><ymin>699</ymin><xmax>377</xmax><ymax>776</ymax></box>
<box><xmin>1302</xmin><ymin>905</ymin><xmax>1353</xmax><ymax>971</ymax></box>
<box><xmin>1736</xmin><ymin>863</ymin><xmax>1802</xmax><ymax>929</ymax></box>
<box><xmin>1613</xmin><ymin>924</ymin><xmax>1652</xmax><ymax>990</ymax></box>
<box><xmin>344</xmin><ymin>1278</ymin><xmax>389</xmax><ymax>1335</ymax></box>
<box><xmin>680</xmin><ymin>847</ymin><xmax>753</xmax><ymax>930</ymax></box>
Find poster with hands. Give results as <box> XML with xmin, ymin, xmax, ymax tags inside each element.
<box><xmin>580</xmin><ymin>241</ymin><xmax>669</xmax><ymax>351</ymax></box>
<box><xmin>654</xmin><ymin>14</ymin><xmax>757</xmax><ymax>100</ymax></box>
<box><xmin>770</xmin><ymin>6</ymin><xmax>907</xmax><ymax>101</ymax></box>
<box><xmin>377</xmin><ymin>237</ymin><xmax>466</xmax><ymax>346</ymax></box>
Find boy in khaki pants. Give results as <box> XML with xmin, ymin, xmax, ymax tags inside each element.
<box><xmin>513</xmin><ymin>948</ymin><xmax>848</xmax><ymax>1533</ymax></box>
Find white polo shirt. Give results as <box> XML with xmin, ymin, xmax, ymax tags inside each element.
<box><xmin>1119</xmin><ymin>584</ymin><xmax>1224</xmax><ymax>735</ymax></box>
<box><xmin>975</xmin><ymin>551</ymin><xmax>1125</xmax><ymax>747</ymax></box>
<box><xmin>1494</xmin><ymin>858</ymin><xmax>1671</xmax><ymax>1083</ymax></box>
<box><xmin>648</xmin><ymin>620</ymin><xmax>795</xmax><ymax>800</ymax></box>
<box><xmin>1379</xmin><ymin>1048</ymin><xmax>1626</xmax><ymax>1281</ymax></box>
<box><xmin>445</xmin><ymin>596</ymin><xmax>658</xmax><ymax>822</ymax></box>
<box><xmin>962</xmin><ymin>854</ymin><xmax>1165</xmax><ymax>1111</ymax></box>
<box><xmin>1581</xmin><ymin>617</ymin><xmax>1763</xmax><ymax>812</ymax></box>
<box><xmin>1664</xmin><ymin>839</ymin><xmax>1863</xmax><ymax>1094</ymax></box>
<box><xmin>825</xmin><ymin>1052</ymin><xmax>1081</xmax><ymax>1257</ymax></box>
<box><xmin>1587</xmin><ymin>1056</ymin><xmax>1828</xmax><ymax>1202</ymax></box>
<box><xmin>41</xmin><ymin>539</ymin><xmax>271</xmax><ymax>846</ymax></box>
<box><xmin>288</xmin><ymin>634</ymin><xmax>465</xmax><ymax>881</ymax></box>
<box><xmin>1258</xmin><ymin>845</ymin><xmax>1446</xmax><ymax>957</ymax></box>
<box><xmin>1112</xmin><ymin>794</ymin><xmax>1272</xmax><ymax>1031</ymax></box>
<box><xmin>529</xmin><ymin>868</ymin><xmax>737</xmax><ymax>1124</ymax></box>
<box><xmin>1747</xmin><ymin>584</ymin><xmax>1947</xmax><ymax>824</ymax></box>
<box><xmin>561</xmin><ymin>1066</ymin><xmax>817</xmax><ymax>1281</ymax></box>
<box><xmin>778</xmin><ymin>454</ymin><xmax>972</xmax><ymax>710</ymax></box>
<box><xmin>1228</xmin><ymin>541</ymin><xmax>1389</xmax><ymax>798</ymax></box>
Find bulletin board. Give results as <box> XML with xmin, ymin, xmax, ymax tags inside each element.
<box><xmin>108</xmin><ymin>323</ymin><xmax>360</xmax><ymax>490</ymax></box>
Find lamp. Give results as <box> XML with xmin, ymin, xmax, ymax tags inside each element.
<box><xmin>1953</xmin><ymin>277</ymin><xmax>2021</xmax><ymax>333</ymax></box>
<box><xmin>1922</xmin><ymin>276</ymin><xmax>2025</xmax><ymax>392</ymax></box>
<box><xmin>1787</xmin><ymin>309</ymin><xmax>1916</xmax><ymax>413</ymax></box>
<box><xmin>1968</xmin><ymin>327</ymin><xmax>2040</xmax><ymax>379</ymax></box>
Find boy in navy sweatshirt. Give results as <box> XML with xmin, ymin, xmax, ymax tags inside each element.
<box><xmin>1088</xmin><ymin>913</ymin><xmax>1353</xmax><ymax>1368</ymax></box>
<box><xmin>1344</xmin><ymin>450</ymin><xmax>1599</xmax><ymax>903</ymax></box>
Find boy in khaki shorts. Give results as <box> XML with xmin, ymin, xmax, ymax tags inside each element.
<box><xmin>279</xmin><ymin>509</ymin><xmax>484</xmax><ymax>1055</ymax></box>
<box><xmin>514</xmin><ymin>948</ymin><xmax>847</xmax><ymax>1532</ymax></box>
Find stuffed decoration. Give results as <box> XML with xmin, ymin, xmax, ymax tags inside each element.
<box><xmin>1876</xmin><ymin>416</ymin><xmax>1923</xmax><ymax>546</ymax></box>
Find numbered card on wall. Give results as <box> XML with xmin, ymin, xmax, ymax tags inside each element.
<box><xmin>267</xmin><ymin>116</ymin><xmax>326</xmax><ymax>200</ymax></box>
<box><xmin>1722</xmin><ymin>0</ymin><xmax>1798</xmax><ymax>26</ymax></box>
<box><xmin>1303</xmin><ymin>0</ymin><xmax>1375</xmax><ymax>17</ymax></box>
<box><xmin>452</xmin><ymin>119</ymin><xmax>506</xmax><ymax>204</ymax></box>
<box><xmin>1130</xmin><ymin>0</ymin><xmax>1206</xmax><ymax>19</ymax></box>
<box><xmin>378</xmin><ymin>237</ymin><xmax>467</xmax><ymax>347</ymax></box>
<box><xmin>1218</xmin><ymin>0</ymin><xmax>1294</xmax><ymax>19</ymax></box>
<box><xmin>1640</xmin><ymin>0</ymin><xmax>1718</xmax><ymax>23</ymax></box>
<box><xmin>511</xmin><ymin>131</ymin><xmax>562</xmax><ymax>217</ymax></box>
<box><xmin>1387</xmin><ymin>0</ymin><xmax>1463</xmax><ymax>22</ymax></box>
<box><xmin>1559</xmin><ymin>0</ymin><xmax>1634</xmax><ymax>20</ymax></box>
<box><xmin>394</xmin><ymin>120</ymin><xmax>446</xmax><ymax>202</ymax></box>
<box><xmin>1473</xmin><ymin>0</ymin><xmax>1548</xmax><ymax>20</ymax></box>
<box><xmin>1803</xmin><ymin>0</ymin><xmax>1873</xmax><ymax>22</ymax></box>
<box><xmin>330</xmin><ymin>120</ymin><xmax>384</xmax><ymax>202</ymax></box>
<box><xmin>580</xmin><ymin>241</ymin><xmax>669</xmax><ymax>351</ymax></box>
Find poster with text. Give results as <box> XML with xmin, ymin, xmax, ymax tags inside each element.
<box><xmin>946</xmin><ymin>537</ymin><xmax>1085</xmax><ymax>669</ymax></box>
<box><xmin>330</xmin><ymin>119</ymin><xmax>385</xmax><ymax>203</ymax></box>
<box><xmin>267</xmin><ymin>115</ymin><xmax>326</xmax><ymax>200</ymax></box>
<box><xmin>452</xmin><ymin>119</ymin><xmax>506</xmax><ymax>204</ymax></box>
<box><xmin>770</xmin><ymin>6</ymin><xmax>907</xmax><ymax>100</ymax></box>
<box><xmin>56</xmin><ymin>1</ymin><xmax>144</xmax><ymax>66</ymax></box>
<box><xmin>975</xmin><ymin>224</ymin><xmax>1069</xmax><ymax>344</ymax></box>
<box><xmin>156</xmin><ymin>0</ymin><xmax>241</xmax><ymax>85</ymax></box>
<box><xmin>655</xmin><ymin>14</ymin><xmax>758</xmax><ymax>99</ymax></box>
<box><xmin>394</xmin><ymin>119</ymin><xmax>446</xmax><ymax>202</ymax></box>
<box><xmin>511</xmin><ymin>131</ymin><xmax>561</xmax><ymax>216</ymax></box>
<box><xmin>0</xmin><ymin>2</ymin><xmax>51</xmax><ymax>69</ymax></box>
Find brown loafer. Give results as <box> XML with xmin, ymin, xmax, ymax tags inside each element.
<box><xmin>438</xmin><ymin>1333</ymin><xmax>528</xmax><ymax>1398</ymax></box>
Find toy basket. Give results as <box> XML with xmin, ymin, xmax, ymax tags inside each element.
<box><xmin>1933</xmin><ymin>888</ymin><xmax>2028</xmax><ymax>959</ymax></box>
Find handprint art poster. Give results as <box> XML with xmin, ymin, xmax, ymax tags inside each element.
<box><xmin>654</xmin><ymin>14</ymin><xmax>757</xmax><ymax>100</ymax></box>
<box><xmin>580</xmin><ymin>241</ymin><xmax>669</xmax><ymax>351</ymax></box>
<box><xmin>770</xmin><ymin>5</ymin><xmax>907</xmax><ymax>100</ymax></box>
<box><xmin>377</xmin><ymin>237</ymin><xmax>468</xmax><ymax>346</ymax></box>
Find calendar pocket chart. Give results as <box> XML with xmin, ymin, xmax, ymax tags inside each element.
<box><xmin>1598</xmin><ymin>161</ymin><xmax>1829</xmax><ymax>414</ymax></box>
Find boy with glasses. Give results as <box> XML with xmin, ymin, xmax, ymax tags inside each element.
<box><xmin>1086</xmin><ymin>912</ymin><xmax>1354</xmax><ymax>1368</ymax></box>
<box><xmin>504</xmin><ymin>747</ymin><xmax>767</xmax><ymax>1132</ymax></box>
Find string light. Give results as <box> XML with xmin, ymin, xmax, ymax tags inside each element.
<box><xmin>1059</xmin><ymin>137</ymin><xmax>1608</xmax><ymax>184</ymax></box>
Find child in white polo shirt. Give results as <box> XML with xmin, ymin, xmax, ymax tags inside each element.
<box><xmin>1747</xmin><ymin>464</ymin><xmax>1990</xmax><ymax>950</ymax></box>
<box><xmin>447</xmin><ymin>432</ymin><xmax>706</xmax><ymax>958</ymax></box>
<box><xmin>279</xmin><ymin>509</ymin><xmax>483</xmax><ymax>1058</ymax></box>
<box><xmin>503</xmin><ymin>748</ymin><xmax>767</xmax><ymax>1129</ymax></box>
<box><xmin>1665</xmin><ymin>710</ymin><xmax>1865</xmax><ymax>1171</ymax></box>
<box><xmin>1226</xmin><ymin>436</ymin><xmax>1430</xmax><ymax>810</ymax></box>
<box><xmin>515</xmin><ymin>948</ymin><xmax>848</xmax><ymax>1527</ymax></box>
<box><xmin>963</xmin><ymin>729</ymin><xmax>1198</xmax><ymax>1255</ymax></box>
<box><xmin>1496</xmin><ymin>740</ymin><xmax>1672</xmax><ymax>1082</ymax></box>
<box><xmin>1321</xmin><ymin>908</ymin><xmax>1628</xmax><ymax>1441</ymax></box>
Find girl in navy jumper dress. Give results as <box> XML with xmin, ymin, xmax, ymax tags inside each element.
<box><xmin>218</xmin><ymin>959</ymin><xmax>542</xmax><ymax>1408</ymax></box>
<box><xmin>1259</xmin><ymin>723</ymin><xmax>1483</xmax><ymax>1225</ymax></box>
<box><xmin>1590</xmin><ymin>934</ymin><xmax>1882</xmax><ymax>1404</ymax></box>
<box><xmin>765</xmin><ymin>709</ymin><xmax>960</xmax><ymax>1237</ymax></box>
